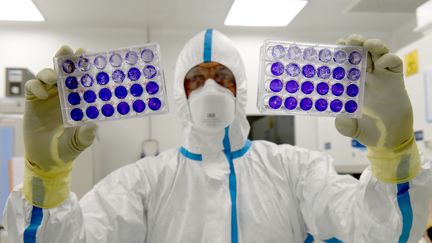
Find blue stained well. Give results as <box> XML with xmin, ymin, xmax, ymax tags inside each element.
<box><xmin>317</xmin><ymin>82</ymin><xmax>329</xmax><ymax>95</ymax></box>
<box><xmin>287</xmin><ymin>46</ymin><xmax>302</xmax><ymax>59</ymax></box>
<box><xmin>301</xmin><ymin>81</ymin><xmax>314</xmax><ymax>94</ymax></box>
<box><xmin>62</xmin><ymin>59</ymin><xmax>75</xmax><ymax>73</ymax></box>
<box><xmin>272</xmin><ymin>45</ymin><xmax>285</xmax><ymax>59</ymax></box>
<box><xmin>128</xmin><ymin>67</ymin><xmax>141</xmax><ymax>81</ymax></box>
<box><xmin>303</xmin><ymin>47</ymin><xmax>317</xmax><ymax>61</ymax></box>
<box><xmin>286</xmin><ymin>63</ymin><xmax>301</xmax><ymax>77</ymax></box>
<box><xmin>270</xmin><ymin>62</ymin><xmax>285</xmax><ymax>76</ymax></box>
<box><xmin>349</xmin><ymin>51</ymin><xmax>362</xmax><ymax>65</ymax></box>
<box><xmin>94</xmin><ymin>55</ymin><xmax>107</xmax><ymax>69</ymax></box>
<box><xmin>302</xmin><ymin>64</ymin><xmax>316</xmax><ymax>78</ymax></box>
<box><xmin>300</xmin><ymin>98</ymin><xmax>313</xmax><ymax>111</ymax></box>
<box><xmin>86</xmin><ymin>106</ymin><xmax>99</xmax><ymax>119</ymax></box>
<box><xmin>70</xmin><ymin>108</ymin><xmax>83</xmax><ymax>121</ymax></box>
<box><xmin>284</xmin><ymin>97</ymin><xmax>297</xmax><ymax>110</ymax></box>
<box><xmin>141</xmin><ymin>48</ymin><xmax>155</xmax><ymax>63</ymax></box>
<box><xmin>148</xmin><ymin>97</ymin><xmax>162</xmax><ymax>111</ymax></box>
<box><xmin>112</xmin><ymin>70</ymin><xmax>125</xmax><ymax>83</ymax></box>
<box><xmin>347</xmin><ymin>68</ymin><xmax>361</xmax><ymax>81</ymax></box>
<box><xmin>83</xmin><ymin>90</ymin><xmax>97</xmax><ymax>103</ymax></box>
<box><xmin>346</xmin><ymin>84</ymin><xmax>359</xmax><ymax>97</ymax></box>
<box><xmin>96</xmin><ymin>71</ymin><xmax>110</xmax><ymax>85</ymax></box>
<box><xmin>65</xmin><ymin>76</ymin><xmax>78</xmax><ymax>89</ymax></box>
<box><xmin>101</xmin><ymin>104</ymin><xmax>115</xmax><ymax>117</ymax></box>
<box><xmin>99</xmin><ymin>88</ymin><xmax>112</xmax><ymax>101</ymax></box>
<box><xmin>130</xmin><ymin>83</ymin><xmax>144</xmax><ymax>97</ymax></box>
<box><xmin>77</xmin><ymin>57</ymin><xmax>91</xmax><ymax>71</ymax></box>
<box><xmin>317</xmin><ymin>66</ymin><xmax>331</xmax><ymax>79</ymax></box>
<box><xmin>110</xmin><ymin>53</ymin><xmax>122</xmax><ymax>67</ymax></box>
<box><xmin>330</xmin><ymin>99</ymin><xmax>343</xmax><ymax>112</ymax></box>
<box><xmin>117</xmin><ymin>102</ymin><xmax>130</xmax><ymax>115</ymax></box>
<box><xmin>315</xmin><ymin>98</ymin><xmax>328</xmax><ymax>112</ymax></box>
<box><xmin>345</xmin><ymin>100</ymin><xmax>358</xmax><ymax>113</ymax></box>
<box><xmin>146</xmin><ymin>81</ymin><xmax>159</xmax><ymax>95</ymax></box>
<box><xmin>68</xmin><ymin>92</ymin><xmax>81</xmax><ymax>105</ymax></box>
<box><xmin>286</xmin><ymin>80</ymin><xmax>299</xmax><ymax>93</ymax></box>
<box><xmin>333</xmin><ymin>67</ymin><xmax>346</xmax><ymax>80</ymax></box>
<box><xmin>334</xmin><ymin>50</ymin><xmax>347</xmax><ymax>63</ymax></box>
<box><xmin>143</xmin><ymin>65</ymin><xmax>157</xmax><ymax>79</ymax></box>
<box><xmin>332</xmin><ymin>83</ymin><xmax>344</xmax><ymax>96</ymax></box>
<box><xmin>80</xmin><ymin>74</ymin><xmax>94</xmax><ymax>87</ymax></box>
<box><xmin>319</xmin><ymin>49</ymin><xmax>332</xmax><ymax>62</ymax></box>
<box><xmin>268</xmin><ymin>96</ymin><xmax>282</xmax><ymax>109</ymax></box>
<box><xmin>133</xmin><ymin>100</ymin><xmax>146</xmax><ymax>113</ymax></box>
<box><xmin>269</xmin><ymin>79</ymin><xmax>283</xmax><ymax>92</ymax></box>
<box><xmin>125</xmin><ymin>51</ymin><xmax>139</xmax><ymax>65</ymax></box>
<box><xmin>115</xmin><ymin>86</ymin><xmax>128</xmax><ymax>99</ymax></box>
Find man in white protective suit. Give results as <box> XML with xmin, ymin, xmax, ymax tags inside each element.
<box><xmin>3</xmin><ymin>29</ymin><xmax>432</xmax><ymax>243</ymax></box>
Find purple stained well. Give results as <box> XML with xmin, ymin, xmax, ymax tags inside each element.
<box><xmin>316</xmin><ymin>82</ymin><xmax>329</xmax><ymax>95</ymax></box>
<box><xmin>77</xmin><ymin>57</ymin><xmax>91</xmax><ymax>71</ymax></box>
<box><xmin>112</xmin><ymin>70</ymin><xmax>125</xmax><ymax>83</ymax></box>
<box><xmin>65</xmin><ymin>76</ymin><xmax>78</xmax><ymax>89</ymax></box>
<box><xmin>345</xmin><ymin>100</ymin><xmax>358</xmax><ymax>113</ymax></box>
<box><xmin>99</xmin><ymin>88</ymin><xmax>112</xmax><ymax>101</ymax></box>
<box><xmin>130</xmin><ymin>83</ymin><xmax>144</xmax><ymax>97</ymax></box>
<box><xmin>300</xmin><ymin>98</ymin><xmax>313</xmax><ymax>111</ymax></box>
<box><xmin>303</xmin><ymin>47</ymin><xmax>317</xmax><ymax>61</ymax></box>
<box><xmin>148</xmin><ymin>97</ymin><xmax>162</xmax><ymax>111</ymax></box>
<box><xmin>133</xmin><ymin>100</ymin><xmax>146</xmax><ymax>113</ymax></box>
<box><xmin>128</xmin><ymin>67</ymin><xmax>141</xmax><ymax>81</ymax></box>
<box><xmin>347</xmin><ymin>68</ymin><xmax>361</xmax><ymax>81</ymax></box>
<box><xmin>332</xmin><ymin>83</ymin><xmax>344</xmax><ymax>96</ymax></box>
<box><xmin>286</xmin><ymin>63</ymin><xmax>301</xmax><ymax>77</ymax></box>
<box><xmin>334</xmin><ymin>50</ymin><xmax>347</xmax><ymax>63</ymax></box>
<box><xmin>80</xmin><ymin>74</ymin><xmax>94</xmax><ymax>87</ymax></box>
<box><xmin>83</xmin><ymin>90</ymin><xmax>97</xmax><ymax>103</ymax></box>
<box><xmin>68</xmin><ymin>92</ymin><xmax>80</xmax><ymax>105</ymax></box>
<box><xmin>349</xmin><ymin>51</ymin><xmax>362</xmax><ymax>65</ymax></box>
<box><xmin>141</xmin><ymin>49</ymin><xmax>155</xmax><ymax>63</ymax></box>
<box><xmin>268</xmin><ymin>96</ymin><xmax>282</xmax><ymax>109</ymax></box>
<box><xmin>146</xmin><ymin>81</ymin><xmax>159</xmax><ymax>95</ymax></box>
<box><xmin>70</xmin><ymin>108</ymin><xmax>83</xmax><ymax>121</ymax></box>
<box><xmin>301</xmin><ymin>81</ymin><xmax>314</xmax><ymax>94</ymax></box>
<box><xmin>302</xmin><ymin>64</ymin><xmax>316</xmax><ymax>78</ymax></box>
<box><xmin>101</xmin><ymin>104</ymin><xmax>115</xmax><ymax>117</ymax></box>
<box><xmin>317</xmin><ymin>66</ymin><xmax>331</xmax><ymax>79</ymax></box>
<box><xmin>270</xmin><ymin>62</ymin><xmax>285</xmax><ymax>76</ymax></box>
<box><xmin>330</xmin><ymin>99</ymin><xmax>343</xmax><ymax>112</ymax></box>
<box><xmin>284</xmin><ymin>97</ymin><xmax>297</xmax><ymax>110</ymax></box>
<box><xmin>143</xmin><ymin>65</ymin><xmax>157</xmax><ymax>79</ymax></box>
<box><xmin>269</xmin><ymin>79</ymin><xmax>283</xmax><ymax>92</ymax></box>
<box><xmin>272</xmin><ymin>45</ymin><xmax>285</xmax><ymax>59</ymax></box>
<box><xmin>115</xmin><ymin>86</ymin><xmax>128</xmax><ymax>99</ymax></box>
<box><xmin>125</xmin><ymin>51</ymin><xmax>139</xmax><ymax>65</ymax></box>
<box><xmin>333</xmin><ymin>67</ymin><xmax>346</xmax><ymax>80</ymax></box>
<box><xmin>319</xmin><ymin>49</ymin><xmax>332</xmax><ymax>63</ymax></box>
<box><xmin>117</xmin><ymin>101</ymin><xmax>130</xmax><ymax>115</ymax></box>
<box><xmin>287</xmin><ymin>46</ymin><xmax>302</xmax><ymax>59</ymax></box>
<box><xmin>96</xmin><ymin>71</ymin><xmax>110</xmax><ymax>85</ymax></box>
<box><xmin>346</xmin><ymin>84</ymin><xmax>359</xmax><ymax>97</ymax></box>
<box><xmin>285</xmin><ymin>80</ymin><xmax>299</xmax><ymax>93</ymax></box>
<box><xmin>86</xmin><ymin>106</ymin><xmax>99</xmax><ymax>119</ymax></box>
<box><xmin>110</xmin><ymin>53</ymin><xmax>122</xmax><ymax>67</ymax></box>
<box><xmin>315</xmin><ymin>98</ymin><xmax>328</xmax><ymax>112</ymax></box>
<box><xmin>62</xmin><ymin>60</ymin><xmax>75</xmax><ymax>74</ymax></box>
<box><xmin>94</xmin><ymin>55</ymin><xmax>107</xmax><ymax>69</ymax></box>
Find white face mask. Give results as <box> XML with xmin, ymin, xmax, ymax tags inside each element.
<box><xmin>188</xmin><ymin>79</ymin><xmax>236</xmax><ymax>133</ymax></box>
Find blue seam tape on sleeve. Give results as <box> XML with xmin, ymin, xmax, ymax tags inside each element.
<box><xmin>304</xmin><ymin>233</ymin><xmax>314</xmax><ymax>243</ymax></box>
<box><xmin>231</xmin><ymin>140</ymin><xmax>252</xmax><ymax>159</ymax></box>
<box><xmin>23</xmin><ymin>206</ymin><xmax>43</xmax><ymax>243</ymax></box>
<box><xmin>397</xmin><ymin>182</ymin><xmax>413</xmax><ymax>243</ymax></box>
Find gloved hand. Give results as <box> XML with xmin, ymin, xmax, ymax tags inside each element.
<box><xmin>23</xmin><ymin>46</ymin><xmax>97</xmax><ymax>208</ymax></box>
<box><xmin>335</xmin><ymin>34</ymin><xmax>420</xmax><ymax>183</ymax></box>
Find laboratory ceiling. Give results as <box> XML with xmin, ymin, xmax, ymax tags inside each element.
<box><xmin>3</xmin><ymin>0</ymin><xmax>428</xmax><ymax>34</ymax></box>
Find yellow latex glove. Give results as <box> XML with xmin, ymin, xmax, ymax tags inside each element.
<box><xmin>23</xmin><ymin>46</ymin><xmax>97</xmax><ymax>208</ymax></box>
<box><xmin>335</xmin><ymin>34</ymin><xmax>420</xmax><ymax>183</ymax></box>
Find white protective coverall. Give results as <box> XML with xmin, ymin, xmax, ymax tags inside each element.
<box><xmin>3</xmin><ymin>29</ymin><xmax>432</xmax><ymax>243</ymax></box>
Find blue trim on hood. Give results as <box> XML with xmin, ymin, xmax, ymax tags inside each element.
<box><xmin>203</xmin><ymin>29</ymin><xmax>213</xmax><ymax>63</ymax></box>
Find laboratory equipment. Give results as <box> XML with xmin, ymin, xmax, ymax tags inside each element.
<box><xmin>53</xmin><ymin>44</ymin><xmax>168</xmax><ymax>127</ymax></box>
<box><xmin>5</xmin><ymin>68</ymin><xmax>34</xmax><ymax>97</ymax></box>
<box><xmin>257</xmin><ymin>40</ymin><xmax>367</xmax><ymax>118</ymax></box>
